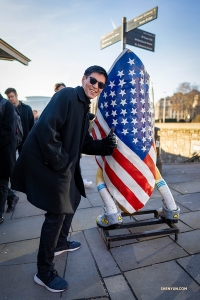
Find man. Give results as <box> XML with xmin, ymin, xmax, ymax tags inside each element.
<box><xmin>0</xmin><ymin>94</ymin><xmax>16</xmax><ymax>224</ymax></box>
<box><xmin>32</xmin><ymin>109</ymin><xmax>39</xmax><ymax>123</ymax></box>
<box><xmin>5</xmin><ymin>87</ymin><xmax>34</xmax><ymax>153</ymax></box>
<box><xmin>4</xmin><ymin>88</ymin><xmax>34</xmax><ymax>212</ymax></box>
<box><xmin>54</xmin><ymin>81</ymin><xmax>93</xmax><ymax>187</ymax></box>
<box><xmin>12</xmin><ymin>66</ymin><xmax>117</xmax><ymax>293</ymax></box>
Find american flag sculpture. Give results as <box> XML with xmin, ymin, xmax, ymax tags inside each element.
<box><xmin>92</xmin><ymin>48</ymin><xmax>156</xmax><ymax>214</ymax></box>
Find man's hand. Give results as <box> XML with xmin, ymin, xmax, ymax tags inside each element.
<box><xmin>108</xmin><ymin>127</ymin><xmax>118</xmax><ymax>148</ymax></box>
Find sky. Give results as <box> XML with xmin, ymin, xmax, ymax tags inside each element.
<box><xmin>0</xmin><ymin>0</ymin><xmax>200</xmax><ymax>103</ymax></box>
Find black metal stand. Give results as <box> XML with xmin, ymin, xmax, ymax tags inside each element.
<box><xmin>100</xmin><ymin>210</ymin><xmax>180</xmax><ymax>250</ymax></box>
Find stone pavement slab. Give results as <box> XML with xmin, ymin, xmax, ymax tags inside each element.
<box><xmin>125</xmin><ymin>260</ymin><xmax>200</xmax><ymax>300</ymax></box>
<box><xmin>12</xmin><ymin>200</ymin><xmax>44</xmax><ymax>219</ymax></box>
<box><xmin>2</xmin><ymin>211</ymin><xmax>12</xmax><ymax>221</ymax></box>
<box><xmin>180</xmin><ymin>211</ymin><xmax>200</xmax><ymax>229</ymax></box>
<box><xmin>84</xmin><ymin>184</ymin><xmax>99</xmax><ymax>194</ymax></box>
<box><xmin>104</xmin><ymin>275</ymin><xmax>136</xmax><ymax>300</ymax></box>
<box><xmin>86</xmin><ymin>192</ymin><xmax>104</xmax><ymax>207</ymax></box>
<box><xmin>71</xmin><ymin>207</ymin><xmax>104</xmax><ymax>231</ymax></box>
<box><xmin>111</xmin><ymin>236</ymin><xmax>187</xmax><ymax>271</ymax></box>
<box><xmin>77</xmin><ymin>196</ymin><xmax>92</xmax><ymax>209</ymax></box>
<box><xmin>84</xmin><ymin>228</ymin><xmax>121</xmax><ymax>277</ymax></box>
<box><xmin>164</xmin><ymin>173</ymin><xmax>200</xmax><ymax>183</ymax></box>
<box><xmin>175</xmin><ymin>193</ymin><xmax>200</xmax><ymax>211</ymax></box>
<box><xmin>15</xmin><ymin>191</ymin><xmax>27</xmax><ymax>203</ymax></box>
<box><xmin>168</xmin><ymin>180</ymin><xmax>200</xmax><ymax>194</ymax></box>
<box><xmin>162</xmin><ymin>163</ymin><xmax>200</xmax><ymax>174</ymax></box>
<box><xmin>0</xmin><ymin>238</ymin><xmax>67</xmax><ymax>266</ymax></box>
<box><xmin>0</xmin><ymin>260</ymin><xmax>65</xmax><ymax>300</ymax></box>
<box><xmin>0</xmin><ymin>244</ymin><xmax>5</xmax><ymax>253</ymax></box>
<box><xmin>64</xmin><ymin>231</ymin><xmax>107</xmax><ymax>300</ymax></box>
<box><xmin>176</xmin><ymin>230</ymin><xmax>200</xmax><ymax>254</ymax></box>
<box><xmin>177</xmin><ymin>254</ymin><xmax>200</xmax><ymax>285</ymax></box>
<box><xmin>0</xmin><ymin>215</ymin><xmax>44</xmax><ymax>244</ymax></box>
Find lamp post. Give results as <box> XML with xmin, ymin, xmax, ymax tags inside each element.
<box><xmin>163</xmin><ymin>92</ymin><xmax>166</xmax><ymax>123</ymax></box>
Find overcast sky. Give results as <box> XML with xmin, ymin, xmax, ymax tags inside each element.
<box><xmin>1</xmin><ymin>0</ymin><xmax>200</xmax><ymax>103</ymax></box>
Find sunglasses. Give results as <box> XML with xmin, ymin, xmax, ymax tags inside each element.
<box><xmin>87</xmin><ymin>76</ymin><xmax>106</xmax><ymax>89</ymax></box>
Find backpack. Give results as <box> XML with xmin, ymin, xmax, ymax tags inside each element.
<box><xmin>0</xmin><ymin>98</ymin><xmax>23</xmax><ymax>147</ymax></box>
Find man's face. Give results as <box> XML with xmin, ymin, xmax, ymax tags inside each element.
<box><xmin>7</xmin><ymin>92</ymin><xmax>19</xmax><ymax>106</ymax></box>
<box><xmin>82</xmin><ymin>72</ymin><xmax>106</xmax><ymax>99</ymax></box>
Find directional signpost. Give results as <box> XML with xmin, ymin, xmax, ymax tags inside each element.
<box><xmin>126</xmin><ymin>28</ymin><xmax>155</xmax><ymax>52</ymax></box>
<box><xmin>100</xmin><ymin>26</ymin><xmax>121</xmax><ymax>50</ymax></box>
<box><xmin>100</xmin><ymin>6</ymin><xmax>158</xmax><ymax>52</ymax></box>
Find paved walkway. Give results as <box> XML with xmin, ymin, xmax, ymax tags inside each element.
<box><xmin>0</xmin><ymin>156</ymin><xmax>200</xmax><ymax>300</ymax></box>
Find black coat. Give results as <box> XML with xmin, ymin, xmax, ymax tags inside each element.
<box><xmin>17</xmin><ymin>101</ymin><xmax>34</xmax><ymax>147</ymax></box>
<box><xmin>12</xmin><ymin>87</ymin><xmax>111</xmax><ymax>214</ymax></box>
<box><xmin>0</xmin><ymin>95</ymin><xmax>16</xmax><ymax>178</ymax></box>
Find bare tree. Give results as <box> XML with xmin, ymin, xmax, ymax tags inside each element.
<box><xmin>171</xmin><ymin>83</ymin><xmax>200</xmax><ymax>120</ymax></box>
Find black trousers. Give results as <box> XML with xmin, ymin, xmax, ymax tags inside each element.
<box><xmin>0</xmin><ymin>177</ymin><xmax>9</xmax><ymax>218</ymax></box>
<box><xmin>37</xmin><ymin>187</ymin><xmax>81</xmax><ymax>273</ymax></box>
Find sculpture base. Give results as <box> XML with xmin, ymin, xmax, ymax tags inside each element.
<box><xmin>99</xmin><ymin>209</ymin><xmax>180</xmax><ymax>250</ymax></box>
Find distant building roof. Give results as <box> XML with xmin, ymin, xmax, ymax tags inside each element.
<box><xmin>0</xmin><ymin>38</ymin><xmax>31</xmax><ymax>65</ymax></box>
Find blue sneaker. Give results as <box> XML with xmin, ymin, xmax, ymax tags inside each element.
<box><xmin>54</xmin><ymin>241</ymin><xmax>81</xmax><ymax>256</ymax></box>
<box><xmin>34</xmin><ymin>269</ymin><xmax>68</xmax><ymax>293</ymax></box>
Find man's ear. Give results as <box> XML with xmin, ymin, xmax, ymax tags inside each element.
<box><xmin>81</xmin><ymin>75</ymin><xmax>86</xmax><ymax>86</ymax></box>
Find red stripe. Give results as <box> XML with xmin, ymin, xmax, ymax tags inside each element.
<box><xmin>143</xmin><ymin>152</ymin><xmax>156</xmax><ymax>179</ymax></box>
<box><xmin>104</xmin><ymin>160</ymin><xmax>144</xmax><ymax>210</ymax></box>
<box><xmin>91</xmin><ymin>127</ymin><xmax>97</xmax><ymax>139</ymax></box>
<box><xmin>112</xmin><ymin>149</ymin><xmax>154</xmax><ymax>196</ymax></box>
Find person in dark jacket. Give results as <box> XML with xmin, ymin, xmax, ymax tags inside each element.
<box><xmin>0</xmin><ymin>94</ymin><xmax>16</xmax><ymax>224</ymax></box>
<box><xmin>4</xmin><ymin>87</ymin><xmax>34</xmax><ymax>212</ymax></box>
<box><xmin>5</xmin><ymin>87</ymin><xmax>34</xmax><ymax>153</ymax></box>
<box><xmin>12</xmin><ymin>65</ymin><xmax>118</xmax><ymax>293</ymax></box>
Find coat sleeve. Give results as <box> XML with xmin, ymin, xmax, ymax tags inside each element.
<box><xmin>35</xmin><ymin>90</ymin><xmax>72</xmax><ymax>171</ymax></box>
<box><xmin>0</xmin><ymin>101</ymin><xmax>15</xmax><ymax>148</ymax></box>
<box><xmin>82</xmin><ymin>130</ymin><xmax>113</xmax><ymax>156</ymax></box>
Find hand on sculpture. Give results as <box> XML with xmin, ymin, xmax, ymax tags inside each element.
<box><xmin>108</xmin><ymin>127</ymin><xmax>118</xmax><ymax>148</ymax></box>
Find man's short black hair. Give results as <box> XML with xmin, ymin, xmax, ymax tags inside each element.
<box><xmin>5</xmin><ymin>87</ymin><xmax>17</xmax><ymax>95</ymax></box>
<box><xmin>84</xmin><ymin>66</ymin><xmax>108</xmax><ymax>84</ymax></box>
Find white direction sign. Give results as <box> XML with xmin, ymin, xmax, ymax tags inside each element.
<box><xmin>126</xmin><ymin>7</ymin><xmax>158</xmax><ymax>32</ymax></box>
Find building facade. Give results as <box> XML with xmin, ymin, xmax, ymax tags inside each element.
<box><xmin>23</xmin><ymin>96</ymin><xmax>51</xmax><ymax>115</ymax></box>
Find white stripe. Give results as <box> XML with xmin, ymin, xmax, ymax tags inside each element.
<box><xmin>96</xmin><ymin>156</ymin><xmax>104</xmax><ymax>169</ymax></box>
<box><xmin>92</xmin><ymin>121</ymin><xmax>102</xmax><ymax>140</ymax></box>
<box><xmin>149</xmin><ymin>144</ymin><xmax>156</xmax><ymax>163</ymax></box>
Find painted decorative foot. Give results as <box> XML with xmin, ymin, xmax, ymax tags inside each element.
<box><xmin>96</xmin><ymin>208</ymin><xmax>122</xmax><ymax>229</ymax></box>
<box><xmin>158</xmin><ymin>204</ymin><xmax>180</xmax><ymax>222</ymax></box>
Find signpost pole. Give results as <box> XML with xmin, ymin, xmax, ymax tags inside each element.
<box><xmin>121</xmin><ymin>17</ymin><xmax>126</xmax><ymax>51</ymax></box>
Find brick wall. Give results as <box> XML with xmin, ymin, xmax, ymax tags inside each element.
<box><xmin>156</xmin><ymin>123</ymin><xmax>200</xmax><ymax>163</ymax></box>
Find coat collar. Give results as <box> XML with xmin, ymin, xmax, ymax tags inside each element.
<box><xmin>75</xmin><ymin>86</ymin><xmax>90</xmax><ymax>106</ymax></box>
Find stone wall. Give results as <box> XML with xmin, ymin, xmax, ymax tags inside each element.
<box><xmin>156</xmin><ymin>123</ymin><xmax>200</xmax><ymax>163</ymax></box>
